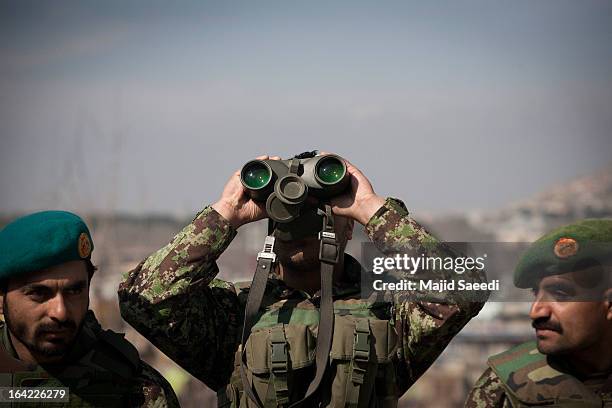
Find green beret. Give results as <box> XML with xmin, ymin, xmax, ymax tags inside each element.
<box><xmin>514</xmin><ymin>219</ymin><xmax>612</xmax><ymax>288</ymax></box>
<box><xmin>0</xmin><ymin>211</ymin><xmax>94</xmax><ymax>282</ymax></box>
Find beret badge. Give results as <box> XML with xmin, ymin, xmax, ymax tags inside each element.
<box><xmin>553</xmin><ymin>237</ymin><xmax>578</xmax><ymax>259</ymax></box>
<box><xmin>78</xmin><ymin>233</ymin><xmax>92</xmax><ymax>258</ymax></box>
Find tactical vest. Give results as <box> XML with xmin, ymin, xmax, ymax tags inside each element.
<box><xmin>488</xmin><ymin>341</ymin><xmax>612</xmax><ymax>408</ymax></box>
<box><xmin>217</xmin><ymin>283</ymin><xmax>399</xmax><ymax>408</ymax></box>
<box><xmin>0</xmin><ymin>312</ymin><xmax>144</xmax><ymax>407</ymax></box>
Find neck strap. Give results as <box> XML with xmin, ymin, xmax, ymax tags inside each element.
<box><xmin>239</xmin><ymin>204</ymin><xmax>338</xmax><ymax>407</ymax></box>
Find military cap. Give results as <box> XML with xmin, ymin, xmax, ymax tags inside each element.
<box><xmin>0</xmin><ymin>211</ymin><xmax>93</xmax><ymax>281</ymax></box>
<box><xmin>514</xmin><ymin>219</ymin><xmax>612</xmax><ymax>288</ymax></box>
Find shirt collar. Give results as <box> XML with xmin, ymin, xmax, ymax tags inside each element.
<box><xmin>268</xmin><ymin>254</ymin><xmax>363</xmax><ymax>300</ymax></box>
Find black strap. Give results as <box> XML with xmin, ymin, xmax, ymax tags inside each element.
<box><xmin>239</xmin><ymin>205</ymin><xmax>338</xmax><ymax>407</ymax></box>
<box><xmin>267</xmin><ymin>218</ymin><xmax>275</xmax><ymax>236</ymax></box>
<box><xmin>240</xmin><ymin>253</ymin><xmax>274</xmax><ymax>407</ymax></box>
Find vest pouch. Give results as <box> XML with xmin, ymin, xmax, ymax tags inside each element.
<box><xmin>243</xmin><ymin>323</ymin><xmax>316</xmax><ymax>407</ymax></box>
<box><xmin>329</xmin><ymin>315</ymin><xmax>398</xmax><ymax>408</ymax></box>
<box><xmin>330</xmin><ymin>316</ymin><xmax>396</xmax><ymax>363</ymax></box>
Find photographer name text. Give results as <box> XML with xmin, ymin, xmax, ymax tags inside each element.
<box><xmin>372</xmin><ymin>279</ymin><xmax>499</xmax><ymax>292</ymax></box>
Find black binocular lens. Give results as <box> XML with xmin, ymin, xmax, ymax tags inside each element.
<box><xmin>242</xmin><ymin>161</ymin><xmax>272</xmax><ymax>189</ymax></box>
<box><xmin>316</xmin><ymin>156</ymin><xmax>345</xmax><ymax>184</ymax></box>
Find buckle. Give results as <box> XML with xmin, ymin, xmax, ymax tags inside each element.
<box><xmin>319</xmin><ymin>231</ymin><xmax>336</xmax><ymax>240</ymax></box>
<box><xmin>257</xmin><ymin>235</ymin><xmax>277</xmax><ymax>263</ymax></box>
<box><xmin>353</xmin><ymin>331</ymin><xmax>370</xmax><ymax>362</ymax></box>
<box><xmin>351</xmin><ymin>365</ymin><xmax>366</xmax><ymax>384</ymax></box>
<box><xmin>318</xmin><ymin>231</ymin><xmax>339</xmax><ymax>264</ymax></box>
<box><xmin>271</xmin><ymin>342</ymin><xmax>288</xmax><ymax>373</ymax></box>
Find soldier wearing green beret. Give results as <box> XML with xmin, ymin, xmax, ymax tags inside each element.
<box><xmin>0</xmin><ymin>211</ymin><xmax>179</xmax><ymax>407</ymax></box>
<box><xmin>465</xmin><ymin>219</ymin><xmax>612</xmax><ymax>408</ymax></box>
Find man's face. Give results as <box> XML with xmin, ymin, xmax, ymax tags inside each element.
<box><xmin>275</xmin><ymin>215</ymin><xmax>354</xmax><ymax>272</ymax></box>
<box><xmin>3</xmin><ymin>260</ymin><xmax>89</xmax><ymax>363</ymax></box>
<box><xmin>529</xmin><ymin>269</ymin><xmax>611</xmax><ymax>356</ymax></box>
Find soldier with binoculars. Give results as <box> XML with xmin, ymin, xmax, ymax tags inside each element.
<box><xmin>118</xmin><ymin>151</ymin><xmax>488</xmax><ymax>407</ymax></box>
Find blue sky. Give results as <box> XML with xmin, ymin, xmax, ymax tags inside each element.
<box><xmin>1</xmin><ymin>1</ymin><xmax>611</xmax><ymax>215</ymax></box>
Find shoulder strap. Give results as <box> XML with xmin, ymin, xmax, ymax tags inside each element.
<box><xmin>240</xmin><ymin>205</ymin><xmax>337</xmax><ymax>408</ymax></box>
<box><xmin>239</xmin><ymin>237</ymin><xmax>277</xmax><ymax>407</ymax></box>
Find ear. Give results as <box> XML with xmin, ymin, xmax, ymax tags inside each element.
<box><xmin>605</xmin><ymin>287</ymin><xmax>612</xmax><ymax>321</ymax></box>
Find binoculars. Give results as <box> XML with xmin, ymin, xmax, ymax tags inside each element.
<box><xmin>240</xmin><ymin>154</ymin><xmax>349</xmax><ymax>224</ymax></box>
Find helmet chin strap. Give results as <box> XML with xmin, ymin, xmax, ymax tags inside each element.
<box><xmin>239</xmin><ymin>204</ymin><xmax>338</xmax><ymax>407</ymax></box>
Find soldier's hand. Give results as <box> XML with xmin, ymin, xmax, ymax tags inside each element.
<box><xmin>323</xmin><ymin>153</ymin><xmax>386</xmax><ymax>226</ymax></box>
<box><xmin>212</xmin><ymin>155</ymin><xmax>281</xmax><ymax>229</ymax></box>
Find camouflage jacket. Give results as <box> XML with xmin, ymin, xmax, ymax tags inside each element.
<box><xmin>0</xmin><ymin>310</ymin><xmax>179</xmax><ymax>408</ymax></box>
<box><xmin>118</xmin><ymin>198</ymin><xmax>488</xmax><ymax>406</ymax></box>
<box><xmin>465</xmin><ymin>341</ymin><xmax>612</xmax><ymax>408</ymax></box>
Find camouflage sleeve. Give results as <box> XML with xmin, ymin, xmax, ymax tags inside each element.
<box><xmin>118</xmin><ymin>207</ymin><xmax>242</xmax><ymax>391</ymax></box>
<box><xmin>464</xmin><ymin>368</ymin><xmax>512</xmax><ymax>408</ymax></box>
<box><xmin>365</xmin><ymin>198</ymin><xmax>489</xmax><ymax>395</ymax></box>
<box><xmin>137</xmin><ymin>361</ymin><xmax>181</xmax><ymax>408</ymax></box>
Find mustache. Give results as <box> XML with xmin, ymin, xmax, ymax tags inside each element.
<box><xmin>532</xmin><ymin>318</ymin><xmax>562</xmax><ymax>333</ymax></box>
<box><xmin>35</xmin><ymin>320</ymin><xmax>77</xmax><ymax>334</ymax></box>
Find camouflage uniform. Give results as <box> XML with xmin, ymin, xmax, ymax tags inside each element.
<box><xmin>118</xmin><ymin>198</ymin><xmax>488</xmax><ymax>407</ymax></box>
<box><xmin>465</xmin><ymin>341</ymin><xmax>612</xmax><ymax>407</ymax></box>
<box><xmin>0</xmin><ymin>310</ymin><xmax>179</xmax><ymax>408</ymax></box>
<box><xmin>466</xmin><ymin>219</ymin><xmax>612</xmax><ymax>408</ymax></box>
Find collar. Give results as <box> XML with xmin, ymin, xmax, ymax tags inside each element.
<box><xmin>267</xmin><ymin>254</ymin><xmax>363</xmax><ymax>301</ymax></box>
<box><xmin>1</xmin><ymin>318</ymin><xmax>21</xmax><ymax>359</ymax></box>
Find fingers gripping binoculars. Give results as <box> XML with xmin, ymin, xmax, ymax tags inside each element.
<box><xmin>240</xmin><ymin>153</ymin><xmax>349</xmax><ymax>239</ymax></box>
